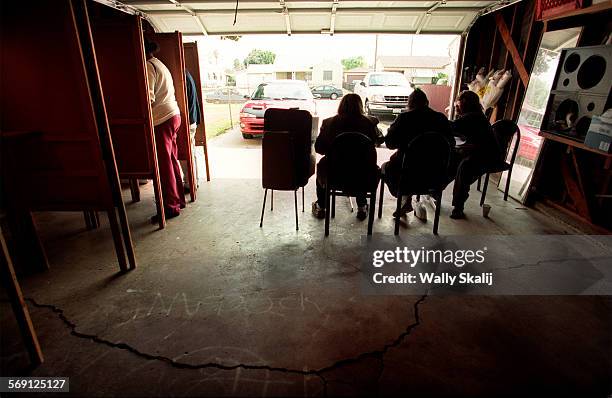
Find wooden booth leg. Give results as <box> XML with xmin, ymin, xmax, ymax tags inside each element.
<box><xmin>116</xmin><ymin>204</ymin><xmax>136</xmax><ymax>270</ymax></box>
<box><xmin>129</xmin><ymin>178</ymin><xmax>141</xmax><ymax>202</ymax></box>
<box><xmin>84</xmin><ymin>211</ymin><xmax>93</xmax><ymax>230</ymax></box>
<box><xmin>7</xmin><ymin>212</ymin><xmax>49</xmax><ymax>272</ymax></box>
<box><xmin>106</xmin><ymin>208</ymin><xmax>128</xmax><ymax>272</ymax></box>
<box><xmin>203</xmin><ymin>143</ymin><xmax>211</xmax><ymax>182</ymax></box>
<box><xmin>0</xmin><ymin>227</ymin><xmax>44</xmax><ymax>366</ymax></box>
<box><xmin>188</xmin><ymin>165</ymin><xmax>197</xmax><ymax>203</ymax></box>
<box><xmin>152</xmin><ymin>173</ymin><xmax>166</xmax><ymax>230</ymax></box>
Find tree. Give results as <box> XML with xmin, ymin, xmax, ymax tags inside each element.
<box><xmin>341</xmin><ymin>56</ymin><xmax>366</xmax><ymax>70</ymax></box>
<box><xmin>531</xmin><ymin>48</ymin><xmax>555</xmax><ymax>77</ymax></box>
<box><xmin>233</xmin><ymin>58</ymin><xmax>244</xmax><ymax>71</ymax></box>
<box><xmin>243</xmin><ymin>49</ymin><xmax>276</xmax><ymax>66</ymax></box>
<box><xmin>432</xmin><ymin>72</ymin><xmax>448</xmax><ymax>84</ymax></box>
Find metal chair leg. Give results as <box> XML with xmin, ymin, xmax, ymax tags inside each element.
<box><xmin>477</xmin><ymin>176</ymin><xmax>482</xmax><ymax>192</ymax></box>
<box><xmin>331</xmin><ymin>192</ymin><xmax>336</xmax><ymax>218</ymax></box>
<box><xmin>368</xmin><ymin>190</ymin><xmax>376</xmax><ymax>235</ymax></box>
<box><xmin>294</xmin><ymin>190</ymin><xmax>299</xmax><ymax>231</ymax></box>
<box><xmin>504</xmin><ymin>166</ymin><xmax>513</xmax><ymax>201</ymax></box>
<box><xmin>302</xmin><ymin>186</ymin><xmax>305</xmax><ymax>212</ymax></box>
<box><xmin>324</xmin><ymin>186</ymin><xmax>331</xmax><ymax>237</ymax></box>
<box><xmin>394</xmin><ymin>192</ymin><xmax>402</xmax><ymax>235</ymax></box>
<box><xmin>348</xmin><ymin>197</ymin><xmax>354</xmax><ymax>212</ymax></box>
<box><xmin>480</xmin><ymin>173</ymin><xmax>489</xmax><ymax>206</ymax></box>
<box><xmin>433</xmin><ymin>191</ymin><xmax>442</xmax><ymax>235</ymax></box>
<box><xmin>378</xmin><ymin>180</ymin><xmax>384</xmax><ymax>219</ymax></box>
<box><xmin>260</xmin><ymin>189</ymin><xmax>268</xmax><ymax>227</ymax></box>
<box><xmin>270</xmin><ymin>190</ymin><xmax>273</xmax><ymax>211</ymax></box>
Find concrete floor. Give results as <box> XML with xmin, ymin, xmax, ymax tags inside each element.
<box><xmin>1</xmin><ymin>130</ymin><xmax>611</xmax><ymax>397</ymax></box>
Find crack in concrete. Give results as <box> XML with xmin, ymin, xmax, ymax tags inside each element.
<box><xmin>25</xmin><ymin>294</ymin><xmax>427</xmax><ymax>396</ymax></box>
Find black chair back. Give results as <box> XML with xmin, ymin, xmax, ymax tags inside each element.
<box><xmin>262</xmin><ymin>131</ymin><xmax>297</xmax><ymax>191</ymax></box>
<box><xmin>327</xmin><ymin>132</ymin><xmax>379</xmax><ymax>195</ymax></box>
<box><xmin>398</xmin><ymin>132</ymin><xmax>452</xmax><ymax>194</ymax></box>
<box><xmin>492</xmin><ymin>119</ymin><xmax>521</xmax><ymax>164</ymax></box>
<box><xmin>264</xmin><ymin>108</ymin><xmax>316</xmax><ymax>186</ymax></box>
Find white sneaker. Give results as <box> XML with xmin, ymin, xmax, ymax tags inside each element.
<box><xmin>414</xmin><ymin>202</ymin><xmax>427</xmax><ymax>221</ymax></box>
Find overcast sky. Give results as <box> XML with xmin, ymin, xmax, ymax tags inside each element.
<box><xmin>187</xmin><ymin>34</ymin><xmax>460</xmax><ymax>68</ymax></box>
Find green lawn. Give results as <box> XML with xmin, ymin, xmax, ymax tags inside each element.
<box><xmin>203</xmin><ymin>102</ymin><xmax>244</xmax><ymax>139</ymax></box>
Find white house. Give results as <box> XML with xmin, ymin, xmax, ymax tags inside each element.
<box><xmin>311</xmin><ymin>60</ymin><xmax>343</xmax><ymax>88</ymax></box>
<box><xmin>375</xmin><ymin>56</ymin><xmax>452</xmax><ymax>84</ymax></box>
<box><xmin>234</xmin><ymin>64</ymin><xmax>275</xmax><ymax>94</ymax></box>
<box><xmin>234</xmin><ymin>59</ymin><xmax>344</xmax><ymax>93</ymax></box>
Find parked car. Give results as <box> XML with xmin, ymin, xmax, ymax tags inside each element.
<box><xmin>517</xmin><ymin>124</ymin><xmax>543</xmax><ymax>163</ymax></box>
<box><xmin>205</xmin><ymin>88</ymin><xmax>245</xmax><ymax>104</ymax></box>
<box><xmin>239</xmin><ymin>80</ymin><xmax>317</xmax><ymax>139</ymax></box>
<box><xmin>311</xmin><ymin>85</ymin><xmax>343</xmax><ymax>100</ymax></box>
<box><xmin>353</xmin><ymin>72</ymin><xmax>413</xmax><ymax>117</ymax></box>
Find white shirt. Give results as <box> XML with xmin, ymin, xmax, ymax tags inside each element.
<box><xmin>146</xmin><ymin>57</ymin><xmax>180</xmax><ymax>126</ymax></box>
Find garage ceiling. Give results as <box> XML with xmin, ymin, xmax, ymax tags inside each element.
<box><xmin>108</xmin><ymin>0</ymin><xmax>519</xmax><ymax>35</ymax></box>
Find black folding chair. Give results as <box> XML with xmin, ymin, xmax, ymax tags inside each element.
<box><xmin>260</xmin><ymin>109</ymin><xmax>316</xmax><ymax>231</ymax></box>
<box><xmin>378</xmin><ymin>132</ymin><xmax>451</xmax><ymax>235</ymax></box>
<box><xmin>260</xmin><ymin>131</ymin><xmax>303</xmax><ymax>230</ymax></box>
<box><xmin>480</xmin><ymin>119</ymin><xmax>521</xmax><ymax>206</ymax></box>
<box><xmin>324</xmin><ymin>132</ymin><xmax>380</xmax><ymax>236</ymax></box>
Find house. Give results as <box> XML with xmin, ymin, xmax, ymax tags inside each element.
<box><xmin>375</xmin><ymin>55</ymin><xmax>452</xmax><ymax>84</ymax></box>
<box><xmin>343</xmin><ymin>66</ymin><xmax>372</xmax><ymax>90</ymax></box>
<box><xmin>235</xmin><ymin>59</ymin><xmax>344</xmax><ymax>92</ymax></box>
<box><xmin>234</xmin><ymin>64</ymin><xmax>275</xmax><ymax>94</ymax></box>
<box><xmin>311</xmin><ymin>60</ymin><xmax>343</xmax><ymax>88</ymax></box>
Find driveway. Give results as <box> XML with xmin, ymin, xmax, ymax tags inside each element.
<box><xmin>202</xmin><ymin>99</ymin><xmax>396</xmax><ymax>180</ymax></box>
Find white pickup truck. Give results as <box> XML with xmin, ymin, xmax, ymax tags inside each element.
<box><xmin>353</xmin><ymin>72</ymin><xmax>414</xmax><ymax>117</ymax></box>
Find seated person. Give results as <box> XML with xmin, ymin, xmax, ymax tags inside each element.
<box><xmin>312</xmin><ymin>93</ymin><xmax>384</xmax><ymax>221</ymax></box>
<box><xmin>381</xmin><ymin>89</ymin><xmax>452</xmax><ymax>217</ymax></box>
<box><xmin>449</xmin><ymin>90</ymin><xmax>502</xmax><ymax>219</ymax></box>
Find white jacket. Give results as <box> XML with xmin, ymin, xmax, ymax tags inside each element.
<box><xmin>146</xmin><ymin>57</ymin><xmax>180</xmax><ymax>126</ymax></box>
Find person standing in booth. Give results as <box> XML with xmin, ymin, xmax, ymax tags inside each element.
<box><xmin>145</xmin><ymin>39</ymin><xmax>185</xmax><ymax>222</ymax></box>
<box><xmin>180</xmin><ymin>70</ymin><xmax>200</xmax><ymax>193</ymax></box>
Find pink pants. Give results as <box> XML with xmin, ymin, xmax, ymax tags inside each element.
<box><xmin>154</xmin><ymin>115</ymin><xmax>185</xmax><ymax>214</ymax></box>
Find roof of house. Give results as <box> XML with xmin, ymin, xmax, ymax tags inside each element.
<box><xmin>377</xmin><ymin>56</ymin><xmax>452</xmax><ymax>69</ymax></box>
<box><xmin>245</xmin><ymin>64</ymin><xmax>275</xmax><ymax>74</ymax></box>
<box><xmin>344</xmin><ymin>67</ymin><xmax>372</xmax><ymax>74</ymax></box>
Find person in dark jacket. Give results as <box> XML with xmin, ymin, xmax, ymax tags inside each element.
<box><xmin>180</xmin><ymin>70</ymin><xmax>201</xmax><ymax>192</ymax></box>
<box><xmin>312</xmin><ymin>93</ymin><xmax>384</xmax><ymax>220</ymax></box>
<box><xmin>381</xmin><ymin>89</ymin><xmax>452</xmax><ymax>217</ymax></box>
<box><xmin>448</xmin><ymin>90</ymin><xmax>502</xmax><ymax>219</ymax></box>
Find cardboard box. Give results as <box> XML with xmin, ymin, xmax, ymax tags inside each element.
<box><xmin>584</xmin><ymin>111</ymin><xmax>612</xmax><ymax>153</ymax></box>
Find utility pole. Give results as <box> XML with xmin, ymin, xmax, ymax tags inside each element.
<box><xmin>373</xmin><ymin>34</ymin><xmax>378</xmax><ymax>70</ymax></box>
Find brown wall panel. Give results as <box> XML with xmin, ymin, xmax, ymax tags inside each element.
<box><xmin>183</xmin><ymin>42</ymin><xmax>207</xmax><ymax>146</ymax></box>
<box><xmin>89</xmin><ymin>3</ymin><xmax>157</xmax><ymax>177</ymax></box>
<box><xmin>0</xmin><ymin>1</ymin><xmax>114</xmax><ymax>210</ymax></box>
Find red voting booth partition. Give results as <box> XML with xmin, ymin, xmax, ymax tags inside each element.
<box><xmin>183</xmin><ymin>42</ymin><xmax>211</xmax><ymax>181</ymax></box>
<box><xmin>88</xmin><ymin>2</ymin><xmax>166</xmax><ymax>228</ymax></box>
<box><xmin>150</xmin><ymin>32</ymin><xmax>197</xmax><ymax>202</ymax></box>
<box><xmin>0</xmin><ymin>1</ymin><xmax>136</xmax><ymax>271</ymax></box>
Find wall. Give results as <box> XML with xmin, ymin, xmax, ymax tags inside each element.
<box><xmin>312</xmin><ymin>60</ymin><xmax>343</xmax><ymax>87</ymax></box>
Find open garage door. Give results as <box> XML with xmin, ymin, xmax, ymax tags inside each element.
<box><xmin>107</xmin><ymin>0</ymin><xmax>518</xmax><ymax>36</ymax></box>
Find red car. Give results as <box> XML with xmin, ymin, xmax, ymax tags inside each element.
<box><xmin>517</xmin><ymin>124</ymin><xmax>543</xmax><ymax>163</ymax></box>
<box><xmin>240</xmin><ymin>80</ymin><xmax>317</xmax><ymax>138</ymax></box>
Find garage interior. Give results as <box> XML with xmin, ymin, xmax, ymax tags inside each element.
<box><xmin>1</xmin><ymin>0</ymin><xmax>611</xmax><ymax>397</ymax></box>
